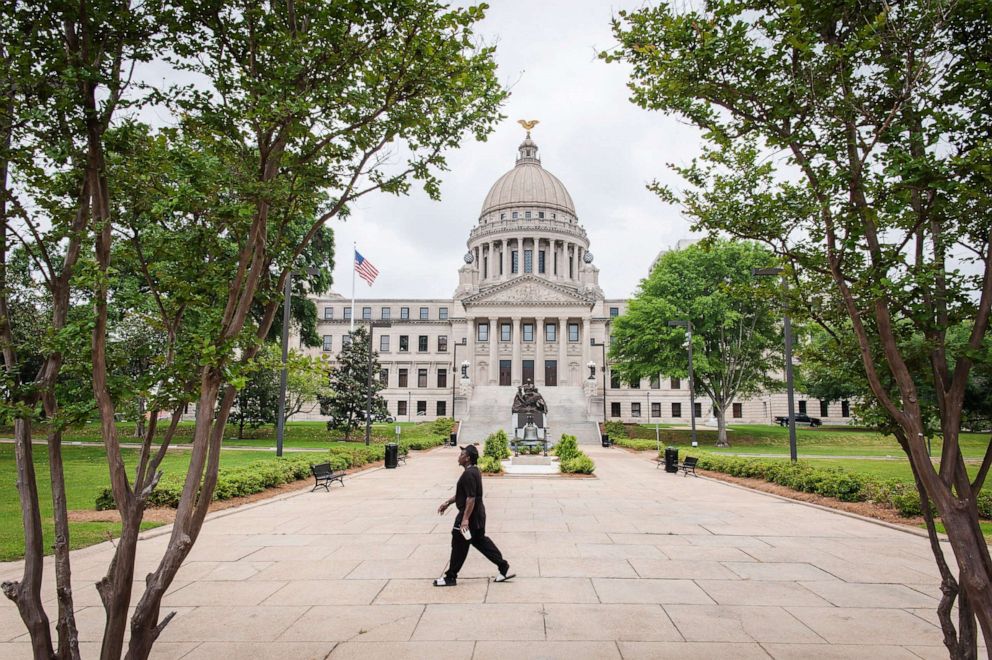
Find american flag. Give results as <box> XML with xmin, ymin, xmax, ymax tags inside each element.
<box><xmin>354</xmin><ymin>249</ymin><xmax>379</xmax><ymax>286</ymax></box>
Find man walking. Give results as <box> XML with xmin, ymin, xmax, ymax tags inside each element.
<box><xmin>434</xmin><ymin>445</ymin><xmax>513</xmax><ymax>586</ymax></box>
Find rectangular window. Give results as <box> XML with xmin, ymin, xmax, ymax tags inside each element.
<box><xmin>418</xmin><ymin>368</ymin><xmax>428</xmax><ymax>388</ymax></box>
<box><xmin>820</xmin><ymin>400</ymin><xmax>829</xmax><ymax>417</ymax></box>
<box><xmin>381</xmin><ymin>307</ymin><xmax>391</xmax><ymax>320</ymax></box>
<box><xmin>436</xmin><ymin>401</ymin><xmax>446</xmax><ymax>417</ymax></box>
<box><xmin>545</xmin><ymin>323</ymin><xmax>557</xmax><ymax>342</ymax></box>
<box><xmin>610</xmin><ymin>307</ymin><xmax>619</xmax><ymax>317</ymax></box>
<box><xmin>524</xmin><ymin>249</ymin><xmax>533</xmax><ymax>273</ymax></box>
<box><xmin>525</xmin><ymin>211</ymin><xmax>531</xmax><ymax>219</ymax></box>
<box><xmin>418</xmin><ymin>335</ymin><xmax>428</xmax><ymax>352</ymax></box>
<box><xmin>398</xmin><ymin>369</ymin><xmax>408</xmax><ymax>387</ymax></box>
<box><xmin>438</xmin><ymin>336</ymin><xmax>448</xmax><ymax>352</ymax></box>
<box><xmin>522</xmin><ymin>323</ymin><xmax>534</xmax><ymax>342</ymax></box>
<box><xmin>610</xmin><ymin>402</ymin><xmax>621</xmax><ymax>418</ymax></box>
<box><xmin>398</xmin><ymin>400</ymin><xmax>408</xmax><ymax>416</ymax></box>
<box><xmin>841</xmin><ymin>400</ymin><xmax>850</xmax><ymax>417</ymax></box>
<box><xmin>324</xmin><ymin>307</ymin><xmax>333</xmax><ymax>320</ymax></box>
<box><xmin>342</xmin><ymin>334</ymin><xmax>352</xmax><ymax>349</ymax></box>
<box><xmin>650</xmin><ymin>375</ymin><xmax>660</xmax><ymax>389</ymax></box>
<box><xmin>538</xmin><ymin>251</ymin><xmax>546</xmax><ymax>273</ymax></box>
<box><xmin>632</xmin><ymin>402</ymin><xmax>641</xmax><ymax>417</ymax></box>
<box><xmin>694</xmin><ymin>402</ymin><xmax>702</xmax><ymax>418</ymax></box>
<box><xmin>483</xmin><ymin>256</ymin><xmax>488</xmax><ymax>279</ymax></box>
<box><xmin>322</xmin><ymin>335</ymin><xmax>332</xmax><ymax>352</ymax></box>
<box><xmin>437</xmin><ymin>369</ymin><xmax>447</xmax><ymax>388</ymax></box>
<box><xmin>651</xmin><ymin>402</ymin><xmax>661</xmax><ymax>418</ymax></box>
<box><xmin>416</xmin><ymin>400</ymin><xmax>427</xmax><ymax>416</ymax></box>
<box><xmin>399</xmin><ymin>335</ymin><xmax>409</xmax><ymax>352</ymax></box>
<box><xmin>733</xmin><ymin>402</ymin><xmax>743</xmax><ymax>419</ymax></box>
<box><xmin>478</xmin><ymin>323</ymin><xmax>489</xmax><ymax>342</ymax></box>
<box><xmin>343</xmin><ymin>308</ymin><xmax>352</xmax><ymax>321</ymax></box>
<box><xmin>439</xmin><ymin>307</ymin><xmax>448</xmax><ymax>320</ymax></box>
<box><xmin>379</xmin><ymin>335</ymin><xmax>390</xmax><ymax>352</ymax></box>
<box><xmin>511</xmin><ymin>251</ymin><xmax>519</xmax><ymax>273</ymax></box>
<box><xmin>568</xmin><ymin>323</ymin><xmax>579</xmax><ymax>342</ymax></box>
<box><xmin>400</xmin><ymin>307</ymin><xmax>410</xmax><ymax>320</ymax></box>
<box><xmin>362</xmin><ymin>306</ymin><xmax>372</xmax><ymax>320</ymax></box>
<box><xmin>670</xmin><ymin>377</ymin><xmax>681</xmax><ymax>389</ymax></box>
<box><xmin>672</xmin><ymin>402</ymin><xmax>682</xmax><ymax>418</ymax></box>
<box><xmin>538</xmin><ymin>211</ymin><xmax>545</xmax><ymax>219</ymax></box>
<box><xmin>501</xmin><ymin>323</ymin><xmax>511</xmax><ymax>342</ymax></box>
<box><xmin>610</xmin><ymin>373</ymin><xmax>620</xmax><ymax>389</ymax></box>
<box><xmin>420</xmin><ymin>307</ymin><xmax>429</xmax><ymax>320</ymax></box>
<box><xmin>798</xmin><ymin>400</ymin><xmax>807</xmax><ymax>415</ymax></box>
<box><xmin>379</xmin><ymin>368</ymin><xmax>389</xmax><ymax>385</ymax></box>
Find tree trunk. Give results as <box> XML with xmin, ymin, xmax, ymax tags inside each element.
<box><xmin>936</xmin><ymin>502</ymin><xmax>992</xmax><ymax>650</ymax></box>
<box><xmin>135</xmin><ymin>398</ymin><xmax>145</xmax><ymax>439</ymax></box>
<box><xmin>715</xmin><ymin>407</ymin><xmax>730</xmax><ymax>447</ymax></box>
<box><xmin>1</xmin><ymin>418</ymin><xmax>55</xmax><ymax>659</ymax></box>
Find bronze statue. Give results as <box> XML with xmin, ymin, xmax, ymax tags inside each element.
<box><xmin>512</xmin><ymin>379</ymin><xmax>547</xmax><ymax>415</ymax></box>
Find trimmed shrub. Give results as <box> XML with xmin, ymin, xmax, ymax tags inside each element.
<box><xmin>400</xmin><ymin>435</ymin><xmax>447</xmax><ymax>451</ymax></box>
<box><xmin>552</xmin><ymin>434</ymin><xmax>580</xmax><ymax>462</ymax></box>
<box><xmin>604</xmin><ymin>420</ymin><xmax>627</xmax><ymax>439</ymax></box>
<box><xmin>478</xmin><ymin>455</ymin><xmax>503</xmax><ymax>473</ymax></box>
<box><xmin>431</xmin><ymin>417</ymin><xmax>455</xmax><ymax>437</ymax></box>
<box><xmin>484</xmin><ymin>429</ymin><xmax>512</xmax><ymax>460</ymax></box>
<box><xmin>561</xmin><ymin>454</ymin><xmax>595</xmax><ymax>474</ymax></box>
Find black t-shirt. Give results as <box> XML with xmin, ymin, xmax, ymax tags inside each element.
<box><xmin>454</xmin><ymin>465</ymin><xmax>486</xmax><ymax>529</ymax></box>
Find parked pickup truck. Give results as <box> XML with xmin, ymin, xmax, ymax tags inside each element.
<box><xmin>774</xmin><ymin>414</ymin><xmax>822</xmax><ymax>428</ymax></box>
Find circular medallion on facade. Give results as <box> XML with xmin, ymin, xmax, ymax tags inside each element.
<box><xmin>463</xmin><ymin>251</ymin><xmax>475</xmax><ymax>264</ymax></box>
<box><xmin>583</xmin><ymin>251</ymin><xmax>594</xmax><ymax>264</ymax></box>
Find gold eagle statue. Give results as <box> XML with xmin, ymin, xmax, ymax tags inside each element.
<box><xmin>517</xmin><ymin>119</ymin><xmax>539</xmax><ymax>136</ymax></box>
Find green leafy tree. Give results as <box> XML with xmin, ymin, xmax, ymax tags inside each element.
<box><xmin>610</xmin><ymin>240</ymin><xmax>782</xmax><ymax>447</ymax></box>
<box><xmin>319</xmin><ymin>326</ymin><xmax>389</xmax><ymax>440</ymax></box>
<box><xmin>230</xmin><ymin>361</ymin><xmax>280</xmax><ymax>440</ymax></box>
<box><xmin>607</xmin><ymin>0</ymin><xmax>992</xmax><ymax>650</ymax></box>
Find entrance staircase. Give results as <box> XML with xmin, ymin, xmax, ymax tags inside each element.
<box><xmin>458</xmin><ymin>385</ymin><xmax>600</xmax><ymax>446</ymax></box>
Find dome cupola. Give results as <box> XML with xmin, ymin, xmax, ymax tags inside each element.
<box><xmin>478</xmin><ymin>133</ymin><xmax>576</xmax><ymax>223</ymax></box>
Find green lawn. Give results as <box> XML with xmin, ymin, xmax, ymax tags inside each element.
<box><xmin>0</xmin><ymin>443</ymin><xmax>326</xmax><ymax>562</ymax></box>
<box><xmin>631</xmin><ymin>423</ymin><xmax>990</xmax><ymax>459</ymax></box>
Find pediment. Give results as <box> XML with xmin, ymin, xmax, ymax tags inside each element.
<box><xmin>462</xmin><ymin>276</ymin><xmax>594</xmax><ymax>308</ymax></box>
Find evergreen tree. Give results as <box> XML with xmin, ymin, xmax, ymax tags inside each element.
<box><xmin>230</xmin><ymin>362</ymin><xmax>280</xmax><ymax>439</ymax></box>
<box><xmin>319</xmin><ymin>326</ymin><xmax>389</xmax><ymax>440</ymax></box>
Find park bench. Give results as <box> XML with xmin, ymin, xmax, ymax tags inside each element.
<box><xmin>678</xmin><ymin>456</ymin><xmax>699</xmax><ymax>477</ymax></box>
<box><xmin>310</xmin><ymin>462</ymin><xmax>344</xmax><ymax>491</ymax></box>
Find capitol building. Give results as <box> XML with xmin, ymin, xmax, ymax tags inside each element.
<box><xmin>310</xmin><ymin>133</ymin><xmax>851</xmax><ymax>442</ymax></box>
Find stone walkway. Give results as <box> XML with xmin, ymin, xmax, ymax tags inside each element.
<box><xmin>0</xmin><ymin>445</ymin><xmax>972</xmax><ymax>659</ymax></box>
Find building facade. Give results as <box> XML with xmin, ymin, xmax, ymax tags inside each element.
<box><xmin>309</xmin><ymin>135</ymin><xmax>852</xmax><ymax>428</ymax></box>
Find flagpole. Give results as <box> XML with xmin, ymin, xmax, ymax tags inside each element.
<box><xmin>350</xmin><ymin>242</ymin><xmax>356</xmax><ymax>333</ymax></box>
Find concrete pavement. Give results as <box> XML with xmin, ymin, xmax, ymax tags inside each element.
<box><xmin>0</xmin><ymin>444</ymin><xmax>967</xmax><ymax>659</ymax></box>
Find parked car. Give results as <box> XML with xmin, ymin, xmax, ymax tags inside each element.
<box><xmin>774</xmin><ymin>414</ymin><xmax>822</xmax><ymax>428</ymax></box>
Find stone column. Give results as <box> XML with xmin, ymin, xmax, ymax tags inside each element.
<box><xmin>570</xmin><ymin>243</ymin><xmax>577</xmax><ymax>281</ymax></box>
<box><xmin>556</xmin><ymin>241</ymin><xmax>563</xmax><ymax>281</ymax></box>
<box><xmin>465</xmin><ymin>316</ymin><xmax>475</xmax><ymax>382</ymax></box>
<box><xmin>511</xmin><ymin>317</ymin><xmax>522</xmax><ymax>385</ymax></box>
<box><xmin>535</xmin><ymin>317</ymin><xmax>545</xmax><ymax>385</ymax></box>
<box><xmin>558</xmin><ymin>316</ymin><xmax>568</xmax><ymax>385</ymax></box>
<box><xmin>582</xmin><ymin>317</ymin><xmax>591</xmax><ymax>378</ymax></box>
<box><xmin>488</xmin><ymin>316</ymin><xmax>498</xmax><ymax>384</ymax></box>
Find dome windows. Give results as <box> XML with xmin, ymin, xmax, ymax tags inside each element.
<box><xmin>525</xmin><ymin>211</ymin><xmax>531</xmax><ymax>219</ymax></box>
<box><xmin>539</xmin><ymin>211</ymin><xmax>545</xmax><ymax>219</ymax></box>
<box><xmin>512</xmin><ymin>211</ymin><xmax>518</xmax><ymax>219</ymax></box>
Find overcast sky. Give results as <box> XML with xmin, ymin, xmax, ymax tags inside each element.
<box><xmin>331</xmin><ymin>0</ymin><xmax>704</xmax><ymax>300</ymax></box>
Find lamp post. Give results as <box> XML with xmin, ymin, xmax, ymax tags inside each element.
<box><xmin>590</xmin><ymin>339</ymin><xmax>607</xmax><ymax>428</ymax></box>
<box><xmin>667</xmin><ymin>320</ymin><xmax>697</xmax><ymax>448</ymax></box>
<box><xmin>365</xmin><ymin>320</ymin><xmax>392</xmax><ymax>447</ymax></box>
<box><xmin>276</xmin><ymin>267</ymin><xmax>319</xmax><ymax>457</ymax></box>
<box><xmin>753</xmin><ymin>267</ymin><xmax>797</xmax><ymax>462</ymax></box>
<box><xmin>451</xmin><ymin>337</ymin><xmax>467</xmax><ymax>419</ymax></box>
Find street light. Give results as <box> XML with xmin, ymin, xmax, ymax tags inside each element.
<box><xmin>451</xmin><ymin>337</ymin><xmax>467</xmax><ymax>419</ymax></box>
<box><xmin>276</xmin><ymin>267</ymin><xmax>320</xmax><ymax>457</ymax></box>
<box><xmin>590</xmin><ymin>338</ymin><xmax>607</xmax><ymax>430</ymax></box>
<box><xmin>753</xmin><ymin>267</ymin><xmax>798</xmax><ymax>463</ymax></box>
<box><xmin>365</xmin><ymin>320</ymin><xmax>392</xmax><ymax>447</ymax></box>
<box><xmin>667</xmin><ymin>320</ymin><xmax>698</xmax><ymax>447</ymax></box>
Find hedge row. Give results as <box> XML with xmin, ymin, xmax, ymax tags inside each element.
<box><xmin>553</xmin><ymin>434</ymin><xmax>596</xmax><ymax>474</ymax></box>
<box><xmin>95</xmin><ymin>455</ymin><xmax>317</xmax><ymax>510</ymax></box>
<box><xmin>693</xmin><ymin>453</ymin><xmax>992</xmax><ymax>519</ymax></box>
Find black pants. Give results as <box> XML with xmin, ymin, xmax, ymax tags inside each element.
<box><xmin>445</xmin><ymin>526</ymin><xmax>507</xmax><ymax>580</ymax></box>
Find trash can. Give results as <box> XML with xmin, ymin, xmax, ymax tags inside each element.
<box><xmin>385</xmin><ymin>443</ymin><xmax>399</xmax><ymax>469</ymax></box>
<box><xmin>601</xmin><ymin>434</ymin><xmax>611</xmax><ymax>448</ymax></box>
<box><xmin>664</xmin><ymin>446</ymin><xmax>679</xmax><ymax>473</ymax></box>
<box><xmin>449</xmin><ymin>432</ymin><xmax>457</xmax><ymax>447</ymax></box>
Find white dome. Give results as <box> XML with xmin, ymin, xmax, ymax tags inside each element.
<box><xmin>479</xmin><ymin>138</ymin><xmax>576</xmax><ymax>219</ymax></box>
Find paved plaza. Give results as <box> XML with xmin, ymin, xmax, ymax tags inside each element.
<box><xmin>0</xmin><ymin>446</ymin><xmax>973</xmax><ymax>659</ymax></box>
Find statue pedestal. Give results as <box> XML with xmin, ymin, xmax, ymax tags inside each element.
<box><xmin>511</xmin><ymin>455</ymin><xmax>552</xmax><ymax>466</ymax></box>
